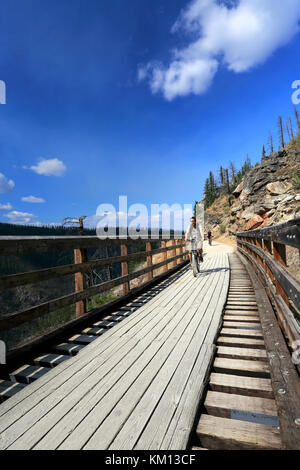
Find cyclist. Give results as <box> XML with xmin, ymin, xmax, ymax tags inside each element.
<box><xmin>207</xmin><ymin>229</ymin><xmax>212</xmax><ymax>246</ymax></box>
<box><xmin>185</xmin><ymin>216</ymin><xmax>204</xmax><ymax>268</ymax></box>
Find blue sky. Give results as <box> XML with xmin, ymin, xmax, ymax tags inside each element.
<box><xmin>0</xmin><ymin>0</ymin><xmax>299</xmax><ymax>227</ymax></box>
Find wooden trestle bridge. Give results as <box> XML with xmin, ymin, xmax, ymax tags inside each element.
<box><xmin>0</xmin><ymin>218</ymin><xmax>299</xmax><ymax>450</ymax></box>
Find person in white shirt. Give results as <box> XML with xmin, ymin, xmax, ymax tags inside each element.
<box><xmin>185</xmin><ymin>217</ymin><xmax>204</xmax><ymax>267</ymax></box>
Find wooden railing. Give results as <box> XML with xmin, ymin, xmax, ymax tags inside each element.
<box><xmin>0</xmin><ymin>235</ymin><xmax>188</xmax><ymax>333</ymax></box>
<box><xmin>237</xmin><ymin>218</ymin><xmax>300</xmax><ymax>361</ymax></box>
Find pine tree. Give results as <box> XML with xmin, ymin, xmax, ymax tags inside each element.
<box><xmin>262</xmin><ymin>145</ymin><xmax>266</xmax><ymax>158</ymax></box>
<box><xmin>193</xmin><ymin>201</ymin><xmax>198</xmax><ymax>218</ymax></box>
<box><xmin>240</xmin><ymin>154</ymin><xmax>251</xmax><ymax>177</ymax></box>
<box><xmin>204</xmin><ymin>178</ymin><xmax>211</xmax><ymax>209</ymax></box>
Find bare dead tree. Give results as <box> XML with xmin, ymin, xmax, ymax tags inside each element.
<box><xmin>62</xmin><ymin>216</ymin><xmax>87</xmax><ymax>235</ymax></box>
<box><xmin>268</xmin><ymin>132</ymin><xmax>274</xmax><ymax>154</ymax></box>
<box><xmin>229</xmin><ymin>161</ymin><xmax>237</xmax><ymax>181</ymax></box>
<box><xmin>289</xmin><ymin>117</ymin><xmax>295</xmax><ymax>140</ymax></box>
<box><xmin>278</xmin><ymin>116</ymin><xmax>285</xmax><ymax>149</ymax></box>
<box><xmin>286</xmin><ymin>122</ymin><xmax>291</xmax><ymax>142</ymax></box>
<box><xmin>295</xmin><ymin>106</ymin><xmax>300</xmax><ymax>132</ymax></box>
<box><xmin>225</xmin><ymin>168</ymin><xmax>230</xmax><ymax>194</ymax></box>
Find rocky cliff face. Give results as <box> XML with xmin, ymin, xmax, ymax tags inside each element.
<box><xmin>205</xmin><ymin>143</ymin><xmax>300</xmax><ymax>238</ymax></box>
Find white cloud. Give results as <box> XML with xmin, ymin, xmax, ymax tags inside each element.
<box><xmin>0</xmin><ymin>202</ymin><xmax>13</xmax><ymax>211</ymax></box>
<box><xmin>0</xmin><ymin>173</ymin><xmax>15</xmax><ymax>193</ymax></box>
<box><xmin>21</xmin><ymin>195</ymin><xmax>45</xmax><ymax>203</ymax></box>
<box><xmin>28</xmin><ymin>158</ymin><xmax>66</xmax><ymax>176</ymax></box>
<box><xmin>4</xmin><ymin>210</ymin><xmax>37</xmax><ymax>224</ymax></box>
<box><xmin>139</xmin><ymin>0</ymin><xmax>300</xmax><ymax>100</ymax></box>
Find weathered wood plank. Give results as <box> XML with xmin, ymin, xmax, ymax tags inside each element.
<box><xmin>197</xmin><ymin>414</ymin><xmax>282</xmax><ymax>450</ymax></box>
<box><xmin>217</xmin><ymin>336</ymin><xmax>265</xmax><ymax>349</ymax></box>
<box><xmin>214</xmin><ymin>357</ymin><xmax>270</xmax><ymax>378</ymax></box>
<box><xmin>2</xmin><ymin>257</ymin><xmax>217</xmax><ymax>449</ymax></box>
<box><xmin>204</xmin><ymin>391</ymin><xmax>278</xmax><ymax>425</ymax></box>
<box><xmin>223</xmin><ymin>316</ymin><xmax>260</xmax><ymax>322</ymax></box>
<box><xmin>209</xmin><ymin>373</ymin><xmax>273</xmax><ymax>399</ymax></box>
<box><xmin>0</xmin><ymin>263</ymin><xmax>195</xmax><ymax>421</ymax></box>
<box><xmin>240</xmin><ymin>253</ymin><xmax>300</xmax><ymax>450</ymax></box>
<box><xmin>217</xmin><ymin>346</ymin><xmax>267</xmax><ymax>361</ymax></box>
<box><xmin>114</xmin><ymin>255</ymin><xmax>229</xmax><ymax>450</ymax></box>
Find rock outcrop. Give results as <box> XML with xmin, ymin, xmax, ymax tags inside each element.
<box><xmin>205</xmin><ymin>143</ymin><xmax>300</xmax><ymax>238</ymax></box>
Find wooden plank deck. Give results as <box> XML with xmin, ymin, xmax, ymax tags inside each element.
<box><xmin>0</xmin><ymin>252</ymin><xmax>229</xmax><ymax>450</ymax></box>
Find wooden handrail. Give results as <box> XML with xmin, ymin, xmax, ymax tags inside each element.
<box><xmin>0</xmin><ymin>244</ymin><xmax>186</xmax><ymax>290</ymax></box>
<box><xmin>0</xmin><ymin>233</ymin><xmax>185</xmax><ymax>256</ymax></box>
<box><xmin>0</xmin><ymin>236</ymin><xmax>187</xmax><ymax>332</ymax></box>
<box><xmin>237</xmin><ymin>217</ymin><xmax>300</xmax><ymax>248</ymax></box>
<box><xmin>236</xmin><ymin>218</ymin><xmax>300</xmax><ymax>363</ymax></box>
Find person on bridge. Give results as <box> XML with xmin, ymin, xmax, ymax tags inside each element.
<box><xmin>185</xmin><ymin>216</ymin><xmax>204</xmax><ymax>268</ymax></box>
<box><xmin>207</xmin><ymin>229</ymin><xmax>212</xmax><ymax>246</ymax></box>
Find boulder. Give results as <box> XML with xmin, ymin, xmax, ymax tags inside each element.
<box><xmin>266</xmin><ymin>181</ymin><xmax>292</xmax><ymax>195</ymax></box>
<box><xmin>233</xmin><ymin>182</ymin><xmax>243</xmax><ymax>197</ymax></box>
<box><xmin>281</xmin><ymin>195</ymin><xmax>294</xmax><ymax>204</ymax></box>
<box><xmin>261</xmin><ymin>201</ymin><xmax>276</xmax><ymax>210</ymax></box>
<box><xmin>244</xmin><ymin>214</ymin><xmax>264</xmax><ymax>231</ymax></box>
<box><xmin>254</xmin><ymin>205</ymin><xmax>267</xmax><ymax>216</ymax></box>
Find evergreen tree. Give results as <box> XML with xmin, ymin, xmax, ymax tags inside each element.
<box><xmin>262</xmin><ymin>145</ymin><xmax>266</xmax><ymax>158</ymax></box>
<box><xmin>204</xmin><ymin>178</ymin><xmax>211</xmax><ymax>209</ymax></box>
<box><xmin>193</xmin><ymin>201</ymin><xmax>198</xmax><ymax>218</ymax></box>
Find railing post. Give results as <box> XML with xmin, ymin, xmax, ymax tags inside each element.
<box><xmin>161</xmin><ymin>240</ymin><xmax>167</xmax><ymax>273</ymax></box>
<box><xmin>146</xmin><ymin>241</ymin><xmax>153</xmax><ymax>281</ymax></box>
<box><xmin>263</xmin><ymin>239</ymin><xmax>272</xmax><ymax>255</ymax></box>
<box><xmin>172</xmin><ymin>240</ymin><xmax>177</xmax><ymax>267</ymax></box>
<box><xmin>179</xmin><ymin>239</ymin><xmax>183</xmax><ymax>263</ymax></box>
<box><xmin>273</xmin><ymin>242</ymin><xmax>289</xmax><ymax>303</ymax></box>
<box><xmin>273</xmin><ymin>242</ymin><xmax>287</xmax><ymax>266</ymax></box>
<box><xmin>74</xmin><ymin>247</ymin><xmax>87</xmax><ymax>318</ymax></box>
<box><xmin>121</xmin><ymin>243</ymin><xmax>130</xmax><ymax>295</ymax></box>
<box><xmin>176</xmin><ymin>240</ymin><xmax>180</xmax><ymax>265</ymax></box>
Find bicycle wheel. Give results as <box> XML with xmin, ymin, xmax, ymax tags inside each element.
<box><xmin>192</xmin><ymin>253</ymin><xmax>199</xmax><ymax>277</ymax></box>
<box><xmin>196</xmin><ymin>254</ymin><xmax>201</xmax><ymax>273</ymax></box>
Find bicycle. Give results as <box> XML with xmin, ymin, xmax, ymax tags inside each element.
<box><xmin>190</xmin><ymin>238</ymin><xmax>201</xmax><ymax>277</ymax></box>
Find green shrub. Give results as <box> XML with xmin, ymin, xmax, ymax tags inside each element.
<box><xmin>292</xmin><ymin>170</ymin><xmax>300</xmax><ymax>190</ymax></box>
<box><xmin>220</xmin><ymin>224</ymin><xmax>226</xmax><ymax>234</ymax></box>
